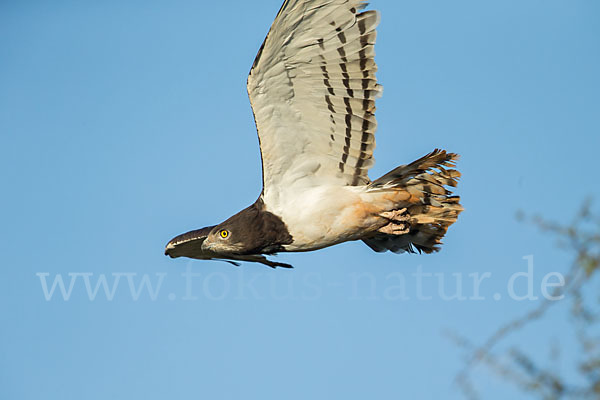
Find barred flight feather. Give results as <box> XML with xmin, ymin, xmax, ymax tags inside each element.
<box><xmin>248</xmin><ymin>0</ymin><xmax>382</xmax><ymax>192</ymax></box>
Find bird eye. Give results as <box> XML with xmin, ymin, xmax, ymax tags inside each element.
<box><xmin>219</xmin><ymin>230</ymin><xmax>230</xmax><ymax>239</ymax></box>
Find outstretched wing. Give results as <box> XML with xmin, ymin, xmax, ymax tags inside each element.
<box><xmin>247</xmin><ymin>0</ymin><xmax>381</xmax><ymax>198</ymax></box>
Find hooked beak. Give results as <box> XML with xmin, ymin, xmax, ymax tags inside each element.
<box><xmin>164</xmin><ymin>225</ymin><xmax>217</xmax><ymax>259</ymax></box>
<box><xmin>164</xmin><ymin>242</ymin><xmax>176</xmax><ymax>257</ymax></box>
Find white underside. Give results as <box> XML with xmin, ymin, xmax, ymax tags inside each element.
<box><xmin>263</xmin><ymin>184</ymin><xmax>383</xmax><ymax>252</ymax></box>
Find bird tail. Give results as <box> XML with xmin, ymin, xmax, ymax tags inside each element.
<box><xmin>363</xmin><ymin>149</ymin><xmax>463</xmax><ymax>254</ymax></box>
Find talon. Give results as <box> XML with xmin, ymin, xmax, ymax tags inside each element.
<box><xmin>378</xmin><ymin>223</ymin><xmax>410</xmax><ymax>235</ymax></box>
<box><xmin>379</xmin><ymin>208</ymin><xmax>409</xmax><ymax>222</ymax></box>
<box><xmin>378</xmin><ymin>208</ymin><xmax>410</xmax><ymax>235</ymax></box>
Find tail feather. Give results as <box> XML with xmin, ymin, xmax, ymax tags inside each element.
<box><xmin>364</xmin><ymin>149</ymin><xmax>463</xmax><ymax>254</ymax></box>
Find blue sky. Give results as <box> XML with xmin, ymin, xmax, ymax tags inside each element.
<box><xmin>1</xmin><ymin>0</ymin><xmax>599</xmax><ymax>399</ymax></box>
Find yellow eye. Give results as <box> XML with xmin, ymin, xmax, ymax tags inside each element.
<box><xmin>220</xmin><ymin>230</ymin><xmax>229</xmax><ymax>239</ymax></box>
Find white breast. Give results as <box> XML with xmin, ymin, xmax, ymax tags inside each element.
<box><xmin>263</xmin><ymin>185</ymin><xmax>373</xmax><ymax>252</ymax></box>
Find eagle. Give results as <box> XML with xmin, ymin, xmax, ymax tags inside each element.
<box><xmin>165</xmin><ymin>0</ymin><xmax>463</xmax><ymax>268</ymax></box>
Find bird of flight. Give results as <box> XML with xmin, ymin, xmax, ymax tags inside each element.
<box><xmin>165</xmin><ymin>0</ymin><xmax>463</xmax><ymax>268</ymax></box>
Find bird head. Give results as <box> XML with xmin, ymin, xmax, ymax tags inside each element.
<box><xmin>165</xmin><ymin>199</ymin><xmax>291</xmax><ymax>260</ymax></box>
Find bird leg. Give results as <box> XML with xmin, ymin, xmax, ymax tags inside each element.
<box><xmin>378</xmin><ymin>208</ymin><xmax>410</xmax><ymax>235</ymax></box>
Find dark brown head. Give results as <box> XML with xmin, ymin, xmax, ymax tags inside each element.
<box><xmin>165</xmin><ymin>199</ymin><xmax>293</xmax><ymax>260</ymax></box>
